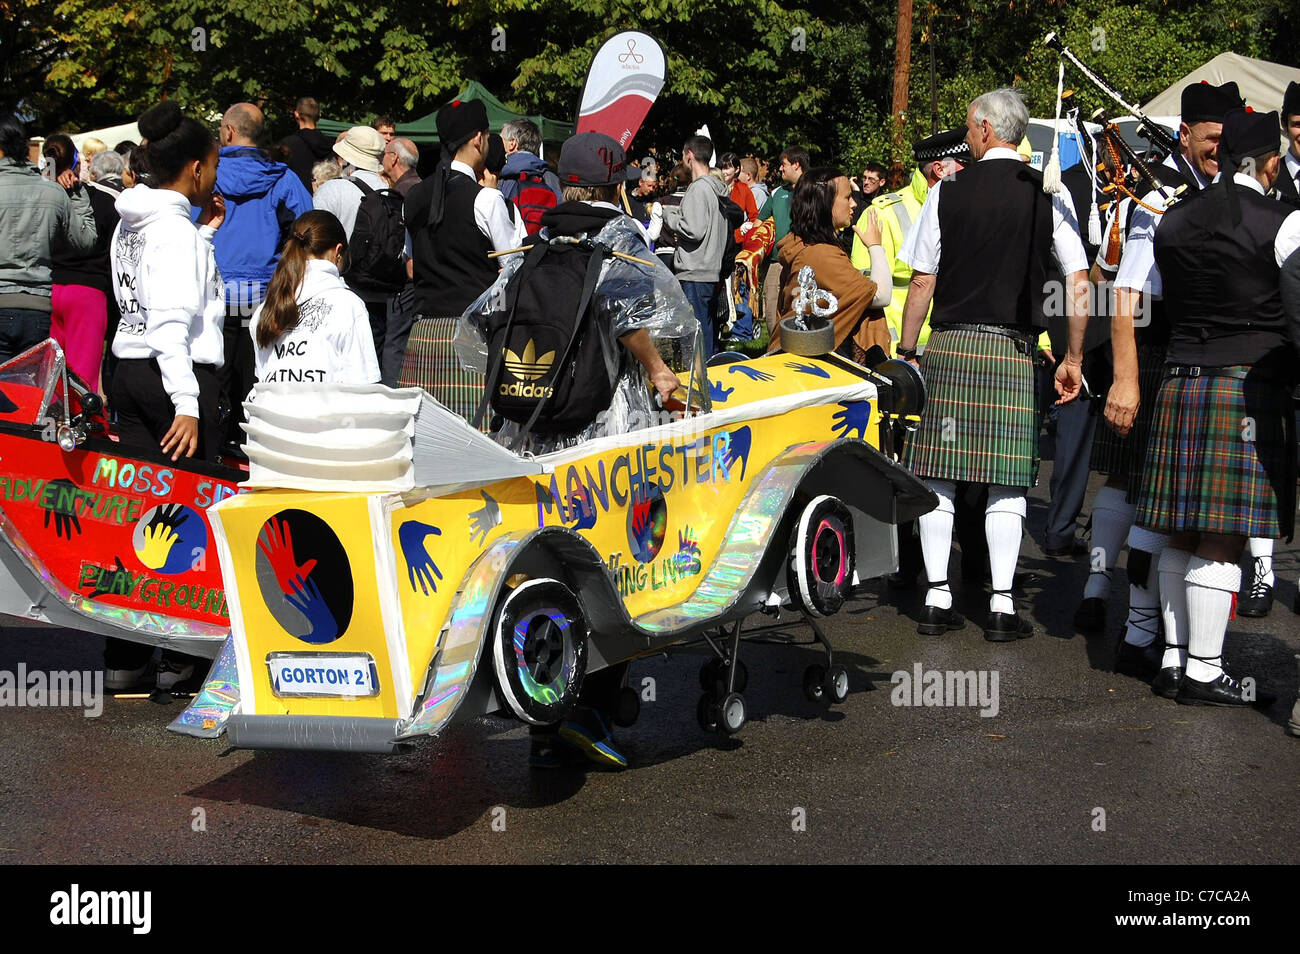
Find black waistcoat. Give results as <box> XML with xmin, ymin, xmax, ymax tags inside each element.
<box><xmin>407</xmin><ymin>171</ymin><xmax>498</xmax><ymax>316</ymax></box>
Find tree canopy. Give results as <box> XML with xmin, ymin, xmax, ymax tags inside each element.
<box><xmin>6</xmin><ymin>0</ymin><xmax>1295</xmax><ymax>171</ymax></box>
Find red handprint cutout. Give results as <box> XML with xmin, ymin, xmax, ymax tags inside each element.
<box><xmin>258</xmin><ymin>517</ymin><xmax>317</xmax><ymax>592</ymax></box>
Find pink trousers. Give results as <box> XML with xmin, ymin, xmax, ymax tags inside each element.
<box><xmin>50</xmin><ymin>284</ymin><xmax>107</xmax><ymax>392</ymax></box>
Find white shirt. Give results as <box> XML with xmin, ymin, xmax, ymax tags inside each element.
<box><xmin>1113</xmin><ymin>153</ymin><xmax>1206</xmax><ymax>293</ymax></box>
<box><xmin>1126</xmin><ymin>173</ymin><xmax>1300</xmax><ymax>295</ymax></box>
<box><xmin>898</xmin><ymin>146</ymin><xmax>1088</xmax><ymax>276</ymax></box>
<box><xmin>250</xmin><ymin>259</ymin><xmax>380</xmax><ymax>386</ymax></box>
<box><xmin>1284</xmin><ymin>151</ymin><xmax>1300</xmax><ymax>195</ymax></box>
<box><xmin>452</xmin><ymin>160</ymin><xmax>526</xmax><ymax>253</ymax></box>
<box><xmin>313</xmin><ymin>168</ymin><xmax>387</xmax><ymax>240</ymax></box>
<box><xmin>110</xmin><ymin>185</ymin><xmax>226</xmax><ymax>420</ymax></box>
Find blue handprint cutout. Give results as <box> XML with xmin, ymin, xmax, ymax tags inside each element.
<box><xmin>727</xmin><ymin>364</ymin><xmax>774</xmax><ymax>383</ymax></box>
<box><xmin>399</xmin><ymin>520</ymin><xmax>443</xmax><ymax>596</ymax></box>
<box><xmin>286</xmin><ymin>574</ymin><xmax>340</xmax><ymax>644</ymax></box>
<box><xmin>785</xmin><ymin>361</ymin><xmax>830</xmax><ymax>379</ymax></box>
<box><xmin>831</xmin><ymin>402</ymin><xmax>870</xmax><ymax>440</ymax></box>
<box><xmin>709</xmin><ymin>379</ymin><xmax>734</xmax><ymax>403</ymax></box>
<box><xmin>722</xmin><ymin>426</ymin><xmax>753</xmax><ymax>480</ymax></box>
<box><xmin>566</xmin><ymin>486</ymin><xmax>598</xmax><ymax>530</ymax></box>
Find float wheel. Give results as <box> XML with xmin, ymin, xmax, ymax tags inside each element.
<box><xmin>788</xmin><ymin>495</ymin><xmax>855</xmax><ymax>618</ymax></box>
<box><xmin>491</xmin><ymin>579</ymin><xmax>587</xmax><ymax>725</ymax></box>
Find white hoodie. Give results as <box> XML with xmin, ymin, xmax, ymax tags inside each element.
<box><xmin>250</xmin><ymin>258</ymin><xmax>380</xmax><ymax>385</ymax></box>
<box><xmin>110</xmin><ymin>185</ymin><xmax>225</xmax><ymax>419</ymax></box>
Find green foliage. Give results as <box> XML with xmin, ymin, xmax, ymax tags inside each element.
<box><xmin>10</xmin><ymin>0</ymin><xmax>1298</xmax><ymax>180</ymax></box>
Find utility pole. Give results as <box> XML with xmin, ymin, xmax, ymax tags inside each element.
<box><xmin>891</xmin><ymin>0</ymin><xmax>913</xmax><ymax>190</ymax></box>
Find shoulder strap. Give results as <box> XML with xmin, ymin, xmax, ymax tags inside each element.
<box><xmin>507</xmin><ymin>242</ymin><xmax>609</xmax><ymax>449</ymax></box>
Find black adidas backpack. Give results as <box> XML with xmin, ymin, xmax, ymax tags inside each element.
<box><xmin>475</xmin><ymin>238</ymin><xmax>617</xmax><ymax>440</ymax></box>
<box><xmin>342</xmin><ymin>177</ymin><xmax>407</xmax><ymax>293</ymax></box>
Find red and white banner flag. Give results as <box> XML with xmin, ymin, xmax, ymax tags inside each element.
<box><xmin>576</xmin><ymin>31</ymin><xmax>667</xmax><ymax>149</ymax></box>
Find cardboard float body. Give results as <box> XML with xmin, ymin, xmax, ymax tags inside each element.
<box><xmin>198</xmin><ymin>351</ymin><xmax>935</xmax><ymax>752</ymax></box>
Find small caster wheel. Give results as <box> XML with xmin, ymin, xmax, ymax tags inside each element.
<box><xmin>699</xmin><ymin>658</ymin><xmax>722</xmax><ymax>692</ymax></box>
<box><xmin>696</xmin><ymin>693</ymin><xmax>719</xmax><ymax>732</ymax></box>
<box><xmin>718</xmin><ymin>692</ymin><xmax>746</xmax><ymax>734</ymax></box>
<box><xmin>825</xmin><ymin>665</ymin><xmax>849</xmax><ymax>703</ymax></box>
<box><xmin>803</xmin><ymin>664</ymin><xmax>826</xmax><ymax>702</ymax></box>
<box><xmin>612</xmin><ymin>685</ymin><xmax>641</xmax><ymax>727</ymax></box>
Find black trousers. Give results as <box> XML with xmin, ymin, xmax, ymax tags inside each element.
<box><xmin>219</xmin><ymin>305</ymin><xmax>256</xmax><ymax>451</ymax></box>
<box><xmin>111</xmin><ymin>357</ymin><xmax>223</xmax><ymax>464</ymax></box>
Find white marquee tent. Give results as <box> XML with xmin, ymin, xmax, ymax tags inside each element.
<box><xmin>1142</xmin><ymin>52</ymin><xmax>1300</xmax><ymax>115</ymax></box>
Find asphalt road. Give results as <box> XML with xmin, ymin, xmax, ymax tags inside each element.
<box><xmin>2</xmin><ymin>468</ymin><xmax>1297</xmax><ymax>865</ymax></box>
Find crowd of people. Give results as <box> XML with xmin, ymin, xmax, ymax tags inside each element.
<box><xmin>1</xmin><ymin>74</ymin><xmax>1298</xmax><ymax>753</ymax></box>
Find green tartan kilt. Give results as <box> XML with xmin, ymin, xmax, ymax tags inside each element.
<box><xmin>1135</xmin><ymin>367</ymin><xmax>1297</xmax><ymax>539</ymax></box>
<box><xmin>1090</xmin><ymin>343</ymin><xmax>1167</xmax><ymax>503</ymax></box>
<box><xmin>903</xmin><ymin>327</ymin><xmax>1039</xmax><ymax>487</ymax></box>
<box><xmin>398</xmin><ymin>315</ymin><xmax>485</xmax><ymax>424</ymax></box>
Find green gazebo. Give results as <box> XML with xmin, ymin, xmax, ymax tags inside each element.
<box><xmin>317</xmin><ymin>81</ymin><xmax>574</xmax><ymax>157</ymax></box>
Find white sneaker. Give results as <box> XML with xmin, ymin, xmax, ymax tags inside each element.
<box><xmin>155</xmin><ymin>659</ymin><xmax>195</xmax><ymax>692</ymax></box>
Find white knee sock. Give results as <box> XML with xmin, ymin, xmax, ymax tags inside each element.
<box><xmin>1184</xmin><ymin>556</ymin><xmax>1241</xmax><ymax>683</ymax></box>
<box><xmin>986</xmin><ymin>486</ymin><xmax>1026</xmax><ymax>615</ymax></box>
<box><xmin>920</xmin><ymin>480</ymin><xmax>956</xmax><ymax>609</ymax></box>
<box><xmin>1124</xmin><ymin>526</ymin><xmax>1167</xmax><ymax>648</ymax></box>
<box><xmin>1084</xmin><ymin>485</ymin><xmax>1136</xmax><ymax>601</ymax></box>
<box><xmin>1248</xmin><ymin>537</ymin><xmax>1274</xmax><ymax>587</ymax></box>
<box><xmin>1157</xmin><ymin>546</ymin><xmax>1191</xmax><ymax>667</ymax></box>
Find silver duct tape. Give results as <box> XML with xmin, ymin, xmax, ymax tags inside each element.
<box><xmin>636</xmin><ymin>444</ymin><xmax>817</xmax><ymax>633</ymax></box>
<box><xmin>397</xmin><ymin>534</ymin><xmax>523</xmax><ymax>739</ymax></box>
<box><xmin>0</xmin><ymin>506</ymin><xmax>230</xmax><ymax>645</ymax></box>
<box><xmin>168</xmin><ymin>635</ymin><xmax>240</xmax><ymax>738</ymax></box>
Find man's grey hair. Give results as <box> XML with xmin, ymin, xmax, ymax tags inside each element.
<box><xmin>640</xmin><ymin>158</ymin><xmax>657</xmax><ymax>181</ymax></box>
<box><xmin>89</xmin><ymin>149</ymin><xmax>124</xmax><ymax>180</ymax></box>
<box><xmin>386</xmin><ymin>138</ymin><xmax>417</xmax><ymax>169</ymax></box>
<box><xmin>223</xmin><ymin>103</ymin><xmax>264</xmax><ymax>143</ymax></box>
<box><xmin>501</xmin><ymin>118</ymin><xmax>541</xmax><ymax>155</ymax></box>
<box><xmin>971</xmin><ymin>88</ymin><xmax>1029</xmax><ymax>145</ymax></box>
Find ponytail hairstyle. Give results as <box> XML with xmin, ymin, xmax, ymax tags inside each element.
<box><xmin>790</xmin><ymin>165</ymin><xmax>846</xmax><ymax>247</ymax></box>
<box><xmin>256</xmin><ymin>210</ymin><xmax>348</xmax><ymax>349</ymax></box>
<box><xmin>136</xmin><ymin>100</ymin><xmax>214</xmax><ymax>186</ymax></box>
<box><xmin>43</xmin><ymin>133</ymin><xmax>76</xmax><ymax>175</ymax></box>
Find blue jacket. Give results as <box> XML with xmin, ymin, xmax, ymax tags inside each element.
<box><xmin>212</xmin><ymin>146</ymin><xmax>313</xmax><ymax>309</ymax></box>
<box><xmin>498</xmin><ymin>151</ymin><xmax>562</xmax><ymax>204</ymax></box>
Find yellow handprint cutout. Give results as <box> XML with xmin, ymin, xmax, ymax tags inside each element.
<box><xmin>138</xmin><ymin>521</ymin><xmax>179</xmax><ymax>570</ymax></box>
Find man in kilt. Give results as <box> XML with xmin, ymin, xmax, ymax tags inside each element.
<box><xmin>1118</xmin><ymin>107</ymin><xmax>1300</xmax><ymax>706</ymax></box>
<box><xmin>897</xmin><ymin>88</ymin><xmax>1091</xmax><ymax>642</ymax></box>
<box><xmin>402</xmin><ymin>98</ymin><xmax>524</xmax><ymax>421</ymax></box>
<box><xmin>1087</xmin><ymin>82</ymin><xmax>1244</xmax><ymax>675</ymax></box>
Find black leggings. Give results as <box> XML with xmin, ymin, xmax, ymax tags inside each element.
<box><xmin>111</xmin><ymin>357</ymin><xmax>223</xmax><ymax>464</ymax></box>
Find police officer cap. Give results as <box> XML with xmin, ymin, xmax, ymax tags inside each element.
<box><xmin>436</xmin><ymin>97</ymin><xmax>489</xmax><ymax>149</ymax></box>
<box><xmin>914</xmin><ymin>128</ymin><xmax>970</xmax><ymax>164</ymax></box>
<box><xmin>1180</xmin><ymin>81</ymin><xmax>1244</xmax><ymax>124</ymax></box>
<box><xmin>1220</xmin><ymin>107</ymin><xmax>1282</xmax><ymax>168</ymax></box>
<box><xmin>1283</xmin><ymin>81</ymin><xmax>1300</xmax><ymax>122</ymax></box>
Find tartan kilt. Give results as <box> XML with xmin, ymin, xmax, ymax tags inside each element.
<box><xmin>1135</xmin><ymin>367</ymin><xmax>1297</xmax><ymax>539</ymax></box>
<box><xmin>903</xmin><ymin>327</ymin><xmax>1039</xmax><ymax>487</ymax></box>
<box><xmin>398</xmin><ymin>315</ymin><xmax>485</xmax><ymax>424</ymax></box>
<box><xmin>1089</xmin><ymin>343</ymin><xmax>1166</xmax><ymax>500</ymax></box>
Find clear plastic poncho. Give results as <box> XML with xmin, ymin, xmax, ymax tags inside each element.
<box><xmin>455</xmin><ymin>210</ymin><xmax>705</xmax><ymax>455</ymax></box>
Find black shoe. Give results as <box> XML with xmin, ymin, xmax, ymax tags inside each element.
<box><xmin>1176</xmin><ymin>672</ymin><xmax>1253</xmax><ymax>707</ymax></box>
<box><xmin>916</xmin><ymin>605</ymin><xmax>965</xmax><ymax>636</ymax></box>
<box><xmin>1238</xmin><ymin>582</ymin><xmax>1273</xmax><ymax>618</ymax></box>
<box><xmin>1042</xmin><ymin>538</ymin><xmax>1086</xmax><ymax>558</ymax></box>
<box><xmin>1074</xmin><ymin>597</ymin><xmax>1106</xmax><ymax>632</ymax></box>
<box><xmin>1114</xmin><ymin>639</ymin><xmax>1162</xmax><ymax>681</ymax></box>
<box><xmin>983</xmin><ymin>611</ymin><xmax>1032</xmax><ymax>642</ymax></box>
<box><xmin>1152</xmin><ymin>666</ymin><xmax>1183</xmax><ymax>699</ymax></box>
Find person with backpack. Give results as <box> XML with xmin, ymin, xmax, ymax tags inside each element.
<box><xmin>251</xmin><ymin>210</ymin><xmax>379</xmax><ymax>386</ymax></box>
<box><xmin>313</xmin><ymin>125</ymin><xmax>407</xmax><ymax>380</ymax></box>
<box><xmin>457</xmin><ymin>131</ymin><xmax>698</xmax><ymax>770</ymax></box>
<box><xmin>457</xmin><ymin>130</ymin><xmax>696</xmax><ymax>457</ymax></box>
<box><xmin>498</xmin><ymin>118</ymin><xmax>562</xmax><ymax>236</ymax></box>
<box><xmin>213</xmin><ymin>103</ymin><xmax>314</xmax><ymax>452</ymax></box>
<box><xmin>402</xmin><ymin>98</ymin><xmax>524</xmax><ymax>419</ymax></box>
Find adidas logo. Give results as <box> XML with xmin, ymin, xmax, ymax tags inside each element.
<box><xmin>503</xmin><ymin>339</ymin><xmax>555</xmax><ymax>381</ymax></box>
